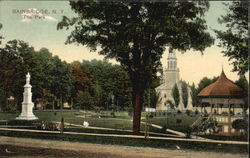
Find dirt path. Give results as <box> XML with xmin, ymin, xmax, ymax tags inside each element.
<box><xmin>0</xmin><ymin>136</ymin><xmax>248</xmax><ymax>158</ymax></box>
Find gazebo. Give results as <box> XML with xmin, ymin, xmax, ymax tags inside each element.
<box><xmin>197</xmin><ymin>70</ymin><xmax>247</xmax><ymax>134</ymax></box>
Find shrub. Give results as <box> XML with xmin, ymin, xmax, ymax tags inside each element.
<box><xmin>185</xmin><ymin>127</ymin><xmax>192</xmax><ymax>138</ymax></box>
<box><xmin>161</xmin><ymin>125</ymin><xmax>167</xmax><ymax>133</ymax></box>
<box><xmin>111</xmin><ymin>111</ymin><xmax>116</xmax><ymax>118</ymax></box>
<box><xmin>195</xmin><ymin>109</ymin><xmax>199</xmax><ymax>115</ymax></box>
<box><xmin>7</xmin><ymin>119</ymin><xmax>41</xmax><ymax>126</ymax></box>
<box><xmin>232</xmin><ymin>119</ymin><xmax>247</xmax><ymax>131</ymax></box>
<box><xmin>186</xmin><ymin>110</ymin><xmax>191</xmax><ymax>116</ymax></box>
<box><xmin>149</xmin><ymin>114</ymin><xmax>154</xmax><ymax>119</ymax></box>
<box><xmin>176</xmin><ymin>119</ymin><xmax>182</xmax><ymax>124</ymax></box>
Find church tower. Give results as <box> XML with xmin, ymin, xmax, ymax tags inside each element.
<box><xmin>165</xmin><ymin>50</ymin><xmax>180</xmax><ymax>86</ymax></box>
<box><xmin>155</xmin><ymin>49</ymin><xmax>193</xmax><ymax>111</ymax></box>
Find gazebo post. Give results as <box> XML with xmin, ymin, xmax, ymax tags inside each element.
<box><xmin>217</xmin><ymin>103</ymin><xmax>219</xmax><ymax>114</ymax></box>
<box><xmin>233</xmin><ymin>103</ymin><xmax>235</xmax><ymax>115</ymax></box>
<box><xmin>210</xmin><ymin>98</ymin><xmax>213</xmax><ymax>114</ymax></box>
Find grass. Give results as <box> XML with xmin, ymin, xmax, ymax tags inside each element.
<box><xmin>145</xmin><ymin>113</ymin><xmax>199</xmax><ymax>133</ymax></box>
<box><xmin>0</xmin><ymin>112</ymin><xmax>18</xmax><ymax>120</ymax></box>
<box><xmin>0</xmin><ymin>111</ymin><xmax>196</xmax><ymax>133</ymax></box>
<box><xmin>0</xmin><ymin>111</ymin><xmax>248</xmax><ymax>153</ymax></box>
<box><xmin>0</xmin><ymin>130</ymin><xmax>248</xmax><ymax>154</ymax></box>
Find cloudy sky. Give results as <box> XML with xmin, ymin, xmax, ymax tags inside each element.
<box><xmin>0</xmin><ymin>1</ymin><xmax>247</xmax><ymax>85</ymax></box>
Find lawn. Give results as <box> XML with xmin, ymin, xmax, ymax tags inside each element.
<box><xmin>0</xmin><ymin>112</ymin><xmax>19</xmax><ymax>120</ymax></box>
<box><xmin>146</xmin><ymin>113</ymin><xmax>199</xmax><ymax>133</ymax></box>
<box><xmin>0</xmin><ymin>111</ymin><xmax>198</xmax><ymax>134</ymax></box>
<box><xmin>0</xmin><ymin>110</ymin><xmax>248</xmax><ymax>153</ymax></box>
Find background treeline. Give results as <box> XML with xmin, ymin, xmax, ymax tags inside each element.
<box><xmin>0</xmin><ymin>40</ymin><xmax>248</xmax><ymax>112</ymax></box>
<box><xmin>0</xmin><ymin>40</ymin><xmax>159</xmax><ymax>112</ymax></box>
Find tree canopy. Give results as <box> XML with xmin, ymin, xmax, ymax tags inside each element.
<box><xmin>57</xmin><ymin>1</ymin><xmax>214</xmax><ymax>134</ymax></box>
<box><xmin>0</xmin><ymin>23</ymin><xmax>3</xmax><ymax>45</ymax></box>
<box><xmin>181</xmin><ymin>81</ymin><xmax>188</xmax><ymax>108</ymax></box>
<box><xmin>172</xmin><ymin>83</ymin><xmax>180</xmax><ymax>107</ymax></box>
<box><xmin>215</xmin><ymin>1</ymin><xmax>248</xmax><ymax>75</ymax></box>
<box><xmin>0</xmin><ymin>40</ymin><xmax>73</xmax><ymax>111</ymax></box>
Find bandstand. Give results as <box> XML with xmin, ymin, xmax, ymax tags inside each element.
<box><xmin>197</xmin><ymin>70</ymin><xmax>247</xmax><ymax>135</ymax></box>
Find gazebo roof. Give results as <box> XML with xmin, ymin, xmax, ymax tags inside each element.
<box><xmin>198</xmin><ymin>70</ymin><xmax>246</xmax><ymax>98</ymax></box>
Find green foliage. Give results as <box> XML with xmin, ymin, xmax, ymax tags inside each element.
<box><xmin>235</xmin><ymin>75</ymin><xmax>249</xmax><ymax>110</ymax></box>
<box><xmin>71</xmin><ymin>61</ymin><xmax>93</xmax><ymax>94</ymax></box>
<box><xmin>186</xmin><ymin>110</ymin><xmax>191</xmax><ymax>116</ymax></box>
<box><xmin>172</xmin><ymin>83</ymin><xmax>180</xmax><ymax>107</ymax></box>
<box><xmin>143</xmin><ymin>88</ymin><xmax>160</xmax><ymax>109</ymax></box>
<box><xmin>57</xmin><ymin>1</ymin><xmax>214</xmax><ymax>134</ymax></box>
<box><xmin>232</xmin><ymin>119</ymin><xmax>248</xmax><ymax>131</ymax></box>
<box><xmin>166</xmin><ymin>100</ymin><xmax>175</xmax><ymax>109</ymax></box>
<box><xmin>192</xmin><ymin>118</ymin><xmax>218</xmax><ymax>134</ymax></box>
<box><xmin>82</xmin><ymin>59</ymin><xmax>132</xmax><ymax>110</ymax></box>
<box><xmin>190</xmin><ymin>83</ymin><xmax>198</xmax><ymax>107</ymax></box>
<box><xmin>197</xmin><ymin>76</ymin><xmax>218</xmax><ymax>94</ymax></box>
<box><xmin>215</xmin><ymin>1</ymin><xmax>248</xmax><ymax>75</ymax></box>
<box><xmin>194</xmin><ymin>76</ymin><xmax>218</xmax><ymax>107</ymax></box>
<box><xmin>75</xmin><ymin>91</ymin><xmax>94</xmax><ymax>110</ymax></box>
<box><xmin>181</xmin><ymin>81</ymin><xmax>188</xmax><ymax>108</ymax></box>
<box><xmin>0</xmin><ymin>23</ymin><xmax>3</xmax><ymax>45</ymax></box>
<box><xmin>235</xmin><ymin>75</ymin><xmax>248</xmax><ymax>92</ymax></box>
<box><xmin>0</xmin><ymin>40</ymin><xmax>72</xmax><ymax>111</ymax></box>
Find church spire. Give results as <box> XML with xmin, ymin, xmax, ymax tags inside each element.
<box><xmin>167</xmin><ymin>48</ymin><xmax>177</xmax><ymax>70</ymax></box>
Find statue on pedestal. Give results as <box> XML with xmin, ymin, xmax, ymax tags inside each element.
<box><xmin>16</xmin><ymin>72</ymin><xmax>38</xmax><ymax>120</ymax></box>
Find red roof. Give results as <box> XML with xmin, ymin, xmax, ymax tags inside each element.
<box><xmin>198</xmin><ymin>70</ymin><xmax>246</xmax><ymax>98</ymax></box>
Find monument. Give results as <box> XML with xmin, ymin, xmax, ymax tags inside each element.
<box><xmin>16</xmin><ymin>72</ymin><xmax>38</xmax><ymax>120</ymax></box>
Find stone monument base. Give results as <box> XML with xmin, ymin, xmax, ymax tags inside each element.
<box><xmin>16</xmin><ymin>115</ymin><xmax>38</xmax><ymax>120</ymax></box>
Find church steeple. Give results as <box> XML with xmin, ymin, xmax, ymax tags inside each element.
<box><xmin>167</xmin><ymin>49</ymin><xmax>177</xmax><ymax>71</ymax></box>
<box><xmin>164</xmin><ymin>48</ymin><xmax>180</xmax><ymax>85</ymax></box>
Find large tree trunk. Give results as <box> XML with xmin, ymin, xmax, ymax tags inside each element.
<box><xmin>132</xmin><ymin>86</ymin><xmax>145</xmax><ymax>135</ymax></box>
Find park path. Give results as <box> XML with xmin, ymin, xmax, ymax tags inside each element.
<box><xmin>0</xmin><ymin>136</ymin><xmax>248</xmax><ymax>158</ymax></box>
<box><xmin>0</xmin><ymin>127</ymin><xmax>248</xmax><ymax>145</ymax></box>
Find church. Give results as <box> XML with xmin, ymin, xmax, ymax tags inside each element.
<box><xmin>155</xmin><ymin>50</ymin><xmax>193</xmax><ymax>111</ymax></box>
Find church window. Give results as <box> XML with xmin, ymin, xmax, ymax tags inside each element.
<box><xmin>164</xmin><ymin>94</ymin><xmax>167</xmax><ymax>98</ymax></box>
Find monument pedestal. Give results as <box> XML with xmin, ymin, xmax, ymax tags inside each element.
<box><xmin>16</xmin><ymin>72</ymin><xmax>38</xmax><ymax>120</ymax></box>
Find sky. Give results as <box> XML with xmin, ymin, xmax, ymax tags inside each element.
<box><xmin>0</xmin><ymin>1</ymin><xmax>248</xmax><ymax>85</ymax></box>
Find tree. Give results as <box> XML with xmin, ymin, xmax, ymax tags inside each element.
<box><xmin>235</xmin><ymin>75</ymin><xmax>249</xmax><ymax>111</ymax></box>
<box><xmin>190</xmin><ymin>83</ymin><xmax>198</xmax><ymax>107</ymax></box>
<box><xmin>235</xmin><ymin>75</ymin><xmax>249</xmax><ymax>92</ymax></box>
<box><xmin>0</xmin><ymin>23</ymin><xmax>3</xmax><ymax>45</ymax></box>
<box><xmin>166</xmin><ymin>100</ymin><xmax>175</xmax><ymax>109</ymax></box>
<box><xmin>215</xmin><ymin>1</ymin><xmax>248</xmax><ymax>75</ymax></box>
<box><xmin>232</xmin><ymin>119</ymin><xmax>248</xmax><ymax>131</ymax></box>
<box><xmin>172</xmin><ymin>84</ymin><xmax>180</xmax><ymax>107</ymax></box>
<box><xmin>57</xmin><ymin>1</ymin><xmax>214</xmax><ymax>134</ymax></box>
<box><xmin>82</xmin><ymin>59</ymin><xmax>132</xmax><ymax>110</ymax></box>
<box><xmin>0</xmin><ymin>40</ymin><xmax>35</xmax><ymax>110</ymax></box>
<box><xmin>197</xmin><ymin>76</ymin><xmax>218</xmax><ymax>94</ymax></box>
<box><xmin>0</xmin><ymin>40</ymin><xmax>73</xmax><ymax>111</ymax></box>
<box><xmin>181</xmin><ymin>81</ymin><xmax>188</xmax><ymax>108</ymax></box>
<box><xmin>50</xmin><ymin>56</ymin><xmax>73</xmax><ymax>107</ymax></box>
<box><xmin>71</xmin><ymin>61</ymin><xmax>93</xmax><ymax>106</ymax></box>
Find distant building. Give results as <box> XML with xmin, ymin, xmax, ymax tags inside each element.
<box><xmin>155</xmin><ymin>50</ymin><xmax>192</xmax><ymax>111</ymax></box>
